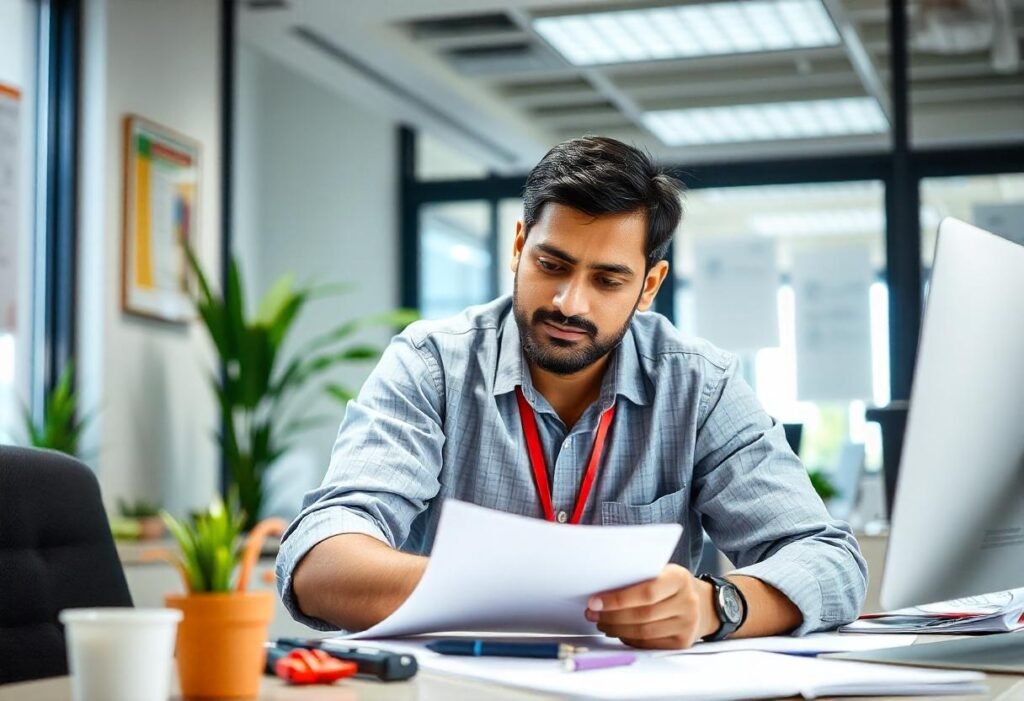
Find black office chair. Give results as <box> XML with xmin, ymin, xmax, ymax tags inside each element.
<box><xmin>782</xmin><ymin>422</ymin><xmax>803</xmax><ymax>457</ymax></box>
<box><xmin>0</xmin><ymin>446</ymin><xmax>133</xmax><ymax>684</ymax></box>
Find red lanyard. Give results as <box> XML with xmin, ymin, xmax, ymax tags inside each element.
<box><xmin>514</xmin><ymin>387</ymin><xmax>616</xmax><ymax>525</ymax></box>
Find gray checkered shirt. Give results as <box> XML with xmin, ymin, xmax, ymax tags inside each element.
<box><xmin>277</xmin><ymin>296</ymin><xmax>867</xmax><ymax>633</ymax></box>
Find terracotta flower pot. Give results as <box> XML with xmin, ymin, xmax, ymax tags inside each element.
<box><xmin>165</xmin><ymin>590</ymin><xmax>274</xmax><ymax>699</ymax></box>
<box><xmin>137</xmin><ymin>515</ymin><xmax>166</xmax><ymax>540</ymax></box>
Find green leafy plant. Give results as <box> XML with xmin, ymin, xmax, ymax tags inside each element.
<box><xmin>808</xmin><ymin>468</ymin><xmax>838</xmax><ymax>501</ymax></box>
<box><xmin>185</xmin><ymin>246</ymin><xmax>417</xmax><ymax>529</ymax></box>
<box><xmin>21</xmin><ymin>361</ymin><xmax>93</xmax><ymax>457</ymax></box>
<box><xmin>161</xmin><ymin>497</ymin><xmax>245</xmax><ymax>593</ymax></box>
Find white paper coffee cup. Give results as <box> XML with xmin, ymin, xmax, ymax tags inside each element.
<box><xmin>59</xmin><ymin>608</ymin><xmax>182</xmax><ymax>701</ymax></box>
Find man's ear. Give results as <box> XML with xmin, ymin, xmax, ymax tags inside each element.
<box><xmin>510</xmin><ymin>220</ymin><xmax>526</xmax><ymax>273</ymax></box>
<box><xmin>637</xmin><ymin>260</ymin><xmax>669</xmax><ymax>312</ymax></box>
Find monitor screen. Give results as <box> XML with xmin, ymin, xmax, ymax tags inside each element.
<box><xmin>881</xmin><ymin>218</ymin><xmax>1024</xmax><ymax>609</ymax></box>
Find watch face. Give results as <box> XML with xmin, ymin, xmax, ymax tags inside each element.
<box><xmin>720</xmin><ymin>586</ymin><xmax>743</xmax><ymax>624</ymax></box>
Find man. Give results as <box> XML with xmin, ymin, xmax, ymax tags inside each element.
<box><xmin>276</xmin><ymin>136</ymin><xmax>866</xmax><ymax>649</ymax></box>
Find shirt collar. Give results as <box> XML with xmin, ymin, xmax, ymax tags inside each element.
<box><xmin>492</xmin><ymin>304</ymin><xmax>651</xmax><ymax>409</ymax></box>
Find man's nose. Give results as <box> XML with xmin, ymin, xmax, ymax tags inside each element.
<box><xmin>553</xmin><ymin>278</ymin><xmax>590</xmax><ymax>319</ymax></box>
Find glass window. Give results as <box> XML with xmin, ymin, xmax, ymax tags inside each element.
<box><xmin>909</xmin><ymin>1</ymin><xmax>1024</xmax><ymax>149</ymax></box>
<box><xmin>0</xmin><ymin>1</ymin><xmax>38</xmax><ymax>443</ymax></box>
<box><xmin>419</xmin><ymin>201</ymin><xmax>493</xmax><ymax>319</ymax></box>
<box><xmin>673</xmin><ymin>181</ymin><xmax>889</xmax><ymax>475</ymax></box>
<box><xmin>920</xmin><ymin>174</ymin><xmax>1024</xmax><ymax>272</ymax></box>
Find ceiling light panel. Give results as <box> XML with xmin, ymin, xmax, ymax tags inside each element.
<box><xmin>643</xmin><ymin>98</ymin><xmax>888</xmax><ymax>145</ymax></box>
<box><xmin>533</xmin><ymin>0</ymin><xmax>840</xmax><ymax>66</ymax></box>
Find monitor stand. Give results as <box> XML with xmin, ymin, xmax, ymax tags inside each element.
<box><xmin>829</xmin><ymin>633</ymin><xmax>1024</xmax><ymax>674</ymax></box>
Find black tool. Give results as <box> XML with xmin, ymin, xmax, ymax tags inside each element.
<box><xmin>275</xmin><ymin>637</ymin><xmax>418</xmax><ymax>682</ymax></box>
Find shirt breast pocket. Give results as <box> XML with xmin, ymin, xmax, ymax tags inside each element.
<box><xmin>600</xmin><ymin>487</ymin><xmax>688</xmax><ymax>527</ymax></box>
<box><xmin>600</xmin><ymin>488</ymin><xmax>690</xmax><ymax>565</ymax></box>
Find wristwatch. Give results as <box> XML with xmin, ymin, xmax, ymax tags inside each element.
<box><xmin>699</xmin><ymin>574</ymin><xmax>747</xmax><ymax>642</ymax></box>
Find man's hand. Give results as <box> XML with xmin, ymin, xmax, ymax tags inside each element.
<box><xmin>585</xmin><ymin>564</ymin><xmax>718</xmax><ymax>649</ymax></box>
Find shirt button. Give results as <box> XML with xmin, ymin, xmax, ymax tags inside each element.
<box><xmin>557</xmin><ymin>510</ymin><xmax>568</xmax><ymax>523</ymax></box>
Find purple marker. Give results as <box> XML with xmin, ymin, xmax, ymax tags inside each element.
<box><xmin>562</xmin><ymin>652</ymin><xmax>637</xmax><ymax>673</ymax></box>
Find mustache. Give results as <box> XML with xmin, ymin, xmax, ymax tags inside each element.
<box><xmin>532</xmin><ymin>309</ymin><xmax>598</xmax><ymax>336</ymax></box>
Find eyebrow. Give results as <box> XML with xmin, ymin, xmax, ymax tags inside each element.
<box><xmin>534</xmin><ymin>243</ymin><xmax>636</xmax><ymax>277</ymax></box>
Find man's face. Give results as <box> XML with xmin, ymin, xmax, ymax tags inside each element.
<box><xmin>511</xmin><ymin>203</ymin><xmax>668</xmax><ymax>376</ymax></box>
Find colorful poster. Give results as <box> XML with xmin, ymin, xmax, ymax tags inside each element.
<box><xmin>792</xmin><ymin>243</ymin><xmax>874</xmax><ymax>402</ymax></box>
<box><xmin>0</xmin><ymin>83</ymin><xmax>19</xmax><ymax>332</ymax></box>
<box><xmin>122</xmin><ymin>115</ymin><xmax>199</xmax><ymax>323</ymax></box>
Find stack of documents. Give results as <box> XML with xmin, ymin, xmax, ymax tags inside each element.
<box><xmin>841</xmin><ymin>588</ymin><xmax>1024</xmax><ymax>634</ymax></box>
<box><xmin>348</xmin><ymin>637</ymin><xmax>985</xmax><ymax>700</ymax></box>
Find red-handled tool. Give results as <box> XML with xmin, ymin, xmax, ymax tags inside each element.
<box><xmin>273</xmin><ymin>648</ymin><xmax>358</xmax><ymax>685</ymax></box>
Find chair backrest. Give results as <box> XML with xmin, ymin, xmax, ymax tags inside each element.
<box><xmin>782</xmin><ymin>422</ymin><xmax>803</xmax><ymax>456</ymax></box>
<box><xmin>0</xmin><ymin>446</ymin><xmax>133</xmax><ymax>684</ymax></box>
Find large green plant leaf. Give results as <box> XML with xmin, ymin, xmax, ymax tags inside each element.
<box><xmin>185</xmin><ymin>249</ymin><xmax>419</xmax><ymax>529</ymax></box>
<box><xmin>256</xmin><ymin>274</ymin><xmax>296</xmax><ymax>327</ymax></box>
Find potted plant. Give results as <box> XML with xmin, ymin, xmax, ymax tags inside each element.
<box><xmin>21</xmin><ymin>361</ymin><xmax>94</xmax><ymax>457</ymax></box>
<box><xmin>185</xmin><ymin>248</ymin><xmax>416</xmax><ymax>529</ymax></box>
<box><xmin>117</xmin><ymin>497</ymin><xmax>165</xmax><ymax>540</ymax></box>
<box><xmin>808</xmin><ymin>468</ymin><xmax>838</xmax><ymax>501</ymax></box>
<box><xmin>149</xmin><ymin>498</ymin><xmax>285</xmax><ymax>699</ymax></box>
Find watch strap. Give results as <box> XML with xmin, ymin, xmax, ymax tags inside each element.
<box><xmin>699</xmin><ymin>574</ymin><xmax>747</xmax><ymax>642</ymax></box>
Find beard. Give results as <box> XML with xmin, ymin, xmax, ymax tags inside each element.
<box><xmin>512</xmin><ymin>276</ymin><xmax>638</xmax><ymax>376</ymax></box>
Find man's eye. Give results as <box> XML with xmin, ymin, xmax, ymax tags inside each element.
<box><xmin>538</xmin><ymin>259</ymin><xmax>561</xmax><ymax>272</ymax></box>
<box><xmin>600</xmin><ymin>278</ymin><xmax>623</xmax><ymax>288</ymax></box>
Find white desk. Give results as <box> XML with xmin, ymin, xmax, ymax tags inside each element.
<box><xmin>2</xmin><ymin>637</ymin><xmax>1022</xmax><ymax>701</ymax></box>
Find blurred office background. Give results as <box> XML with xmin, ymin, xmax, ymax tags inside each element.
<box><xmin>1</xmin><ymin>0</ymin><xmax>1023</xmax><ymax>569</ymax></box>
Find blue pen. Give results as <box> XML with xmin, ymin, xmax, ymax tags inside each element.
<box><xmin>425</xmin><ymin>639</ymin><xmax>588</xmax><ymax>659</ymax></box>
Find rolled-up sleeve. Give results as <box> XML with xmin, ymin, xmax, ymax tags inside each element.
<box><xmin>692</xmin><ymin>356</ymin><xmax>867</xmax><ymax>635</ymax></box>
<box><xmin>275</xmin><ymin>330</ymin><xmax>446</xmax><ymax>629</ymax></box>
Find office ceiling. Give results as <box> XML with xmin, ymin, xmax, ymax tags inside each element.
<box><xmin>240</xmin><ymin>0</ymin><xmax>1024</xmax><ymax>173</ymax></box>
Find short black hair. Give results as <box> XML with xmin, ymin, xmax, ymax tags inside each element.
<box><xmin>522</xmin><ymin>136</ymin><xmax>684</xmax><ymax>270</ymax></box>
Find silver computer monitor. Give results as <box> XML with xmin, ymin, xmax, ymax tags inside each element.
<box><xmin>881</xmin><ymin>217</ymin><xmax>1024</xmax><ymax>610</ymax></box>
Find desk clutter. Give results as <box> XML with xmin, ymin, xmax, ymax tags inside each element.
<box><xmin>842</xmin><ymin>588</ymin><xmax>1024</xmax><ymax>634</ymax></box>
<box><xmin>340</xmin><ymin>633</ymin><xmax>987</xmax><ymax>700</ymax></box>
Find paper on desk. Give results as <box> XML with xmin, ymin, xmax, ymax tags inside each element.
<box><xmin>842</xmin><ymin>587</ymin><xmax>1024</xmax><ymax>634</ymax></box>
<box><xmin>346</xmin><ymin>499</ymin><xmax>682</xmax><ymax>639</ymax></box>
<box><xmin>347</xmin><ymin>643</ymin><xmax>985</xmax><ymax>700</ymax></box>
<box><xmin>351</xmin><ymin>632</ymin><xmax>918</xmax><ymax>660</ymax></box>
<box><xmin>679</xmin><ymin>632</ymin><xmax>918</xmax><ymax>656</ymax></box>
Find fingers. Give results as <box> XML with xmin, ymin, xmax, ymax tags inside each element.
<box><xmin>619</xmin><ymin>634</ymin><xmax>699</xmax><ymax>650</ymax></box>
<box><xmin>585</xmin><ymin>565</ymin><xmax>706</xmax><ymax>650</ymax></box>
<box><xmin>587</xmin><ymin>601</ymin><xmax>665</xmax><ymax>625</ymax></box>
<box><xmin>589</xmin><ymin>566</ymin><xmax>685</xmax><ymax>613</ymax></box>
<box><xmin>596</xmin><ymin>616</ymin><xmax>686</xmax><ymax>642</ymax></box>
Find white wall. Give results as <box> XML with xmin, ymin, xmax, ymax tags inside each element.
<box><xmin>233</xmin><ymin>45</ymin><xmax>399</xmax><ymax>519</ymax></box>
<box><xmin>0</xmin><ymin>0</ymin><xmax>37</xmax><ymax>441</ymax></box>
<box><xmin>79</xmin><ymin>0</ymin><xmax>222</xmax><ymax>516</ymax></box>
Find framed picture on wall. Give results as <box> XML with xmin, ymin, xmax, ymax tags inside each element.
<box><xmin>121</xmin><ymin>114</ymin><xmax>200</xmax><ymax>323</ymax></box>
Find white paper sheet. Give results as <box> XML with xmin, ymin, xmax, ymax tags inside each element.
<box><xmin>346</xmin><ymin>499</ymin><xmax>683</xmax><ymax>639</ymax></box>
<box><xmin>678</xmin><ymin>632</ymin><xmax>918</xmax><ymax>656</ymax></box>
<box><xmin>842</xmin><ymin>587</ymin><xmax>1024</xmax><ymax>633</ymax></box>
<box><xmin>339</xmin><ymin>631</ymin><xmax>918</xmax><ymax>660</ymax></box>
<box><xmin>792</xmin><ymin>243</ymin><xmax>875</xmax><ymax>401</ymax></box>
<box><xmin>692</xmin><ymin>238</ymin><xmax>779</xmax><ymax>352</ymax></box>
<box><xmin>336</xmin><ymin>640</ymin><xmax>985</xmax><ymax>701</ymax></box>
